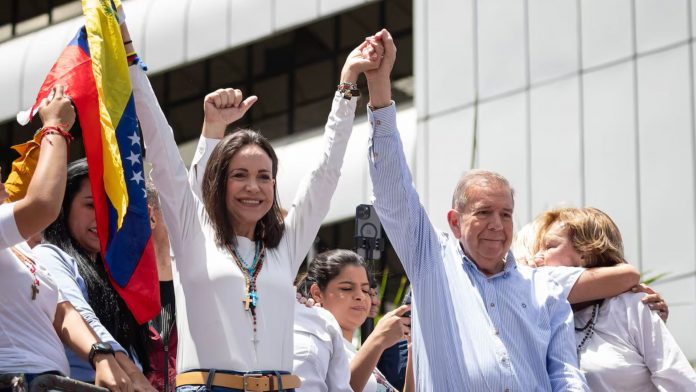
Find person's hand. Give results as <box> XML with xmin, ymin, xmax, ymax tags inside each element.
<box><xmin>94</xmin><ymin>355</ymin><xmax>134</xmax><ymax>392</ymax></box>
<box><xmin>112</xmin><ymin>351</ymin><xmax>155</xmax><ymax>392</ymax></box>
<box><xmin>516</xmin><ymin>255</ymin><xmax>531</xmax><ymax>267</ymax></box>
<box><xmin>526</xmin><ymin>251</ymin><xmax>546</xmax><ymax>268</ymax></box>
<box><xmin>340</xmin><ymin>38</ymin><xmax>384</xmax><ymax>84</ymax></box>
<box><xmin>632</xmin><ymin>284</ymin><xmax>669</xmax><ymax>322</ymax></box>
<box><xmin>364</xmin><ymin>29</ymin><xmax>396</xmax><ymax>84</ymax></box>
<box><xmin>372</xmin><ymin>304</ymin><xmax>411</xmax><ymax>349</ymax></box>
<box><xmin>365</xmin><ymin>29</ymin><xmax>396</xmax><ymax>109</ymax></box>
<box><xmin>202</xmin><ymin>88</ymin><xmax>258</xmax><ymax>139</ymax></box>
<box><xmin>126</xmin><ymin>369</ymin><xmax>157</xmax><ymax>392</ymax></box>
<box><xmin>38</xmin><ymin>85</ymin><xmax>75</xmax><ymax>131</ymax></box>
<box><xmin>516</xmin><ymin>252</ymin><xmax>543</xmax><ymax>267</ymax></box>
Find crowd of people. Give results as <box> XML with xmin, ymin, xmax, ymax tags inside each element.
<box><xmin>1</xmin><ymin>9</ymin><xmax>695</xmax><ymax>392</ymax></box>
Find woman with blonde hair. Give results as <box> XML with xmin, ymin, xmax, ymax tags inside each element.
<box><xmin>531</xmin><ymin>207</ymin><xmax>696</xmax><ymax>391</ymax></box>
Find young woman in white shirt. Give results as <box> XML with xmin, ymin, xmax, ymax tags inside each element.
<box><xmin>0</xmin><ymin>86</ymin><xmax>131</xmax><ymax>391</ymax></box>
<box><xmin>121</xmin><ymin>18</ymin><xmax>387</xmax><ymax>390</ymax></box>
<box><xmin>36</xmin><ymin>158</ymin><xmax>155</xmax><ymax>392</ymax></box>
<box><xmin>296</xmin><ymin>249</ymin><xmax>410</xmax><ymax>392</ymax></box>
<box><xmin>531</xmin><ymin>207</ymin><xmax>696</xmax><ymax>391</ymax></box>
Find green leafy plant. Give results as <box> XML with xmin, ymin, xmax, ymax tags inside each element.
<box><xmin>640</xmin><ymin>271</ymin><xmax>669</xmax><ymax>286</ymax></box>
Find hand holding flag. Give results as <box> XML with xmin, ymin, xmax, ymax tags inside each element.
<box><xmin>14</xmin><ymin>0</ymin><xmax>160</xmax><ymax>323</ymax></box>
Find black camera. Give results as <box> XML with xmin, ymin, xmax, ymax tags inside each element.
<box><xmin>354</xmin><ymin>204</ymin><xmax>384</xmax><ymax>261</ymax></box>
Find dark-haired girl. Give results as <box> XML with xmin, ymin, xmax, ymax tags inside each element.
<box><xmin>35</xmin><ymin>158</ymin><xmax>155</xmax><ymax>392</ymax></box>
<box><xmin>295</xmin><ymin>250</ymin><xmax>409</xmax><ymax>392</ymax></box>
<box><xmin>125</xmin><ymin>18</ymin><xmax>386</xmax><ymax>389</ymax></box>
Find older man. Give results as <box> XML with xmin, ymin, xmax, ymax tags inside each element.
<box><xmin>364</xmin><ymin>29</ymin><xmax>587</xmax><ymax>391</ymax></box>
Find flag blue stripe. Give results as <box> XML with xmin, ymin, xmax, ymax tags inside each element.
<box><xmin>104</xmin><ymin>95</ymin><xmax>151</xmax><ymax>287</ymax></box>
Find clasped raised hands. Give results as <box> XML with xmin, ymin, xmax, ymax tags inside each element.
<box><xmin>341</xmin><ymin>36</ymin><xmax>385</xmax><ymax>83</ymax></box>
<box><xmin>364</xmin><ymin>29</ymin><xmax>396</xmax><ymax>83</ymax></box>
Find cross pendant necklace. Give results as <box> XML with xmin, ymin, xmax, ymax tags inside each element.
<box><xmin>230</xmin><ymin>241</ymin><xmax>266</xmax><ymax>344</ymax></box>
<box><xmin>242</xmin><ymin>286</ymin><xmax>259</xmax><ymax>310</ymax></box>
<box><xmin>242</xmin><ymin>287</ymin><xmax>252</xmax><ymax>310</ymax></box>
<box><xmin>11</xmin><ymin>247</ymin><xmax>40</xmax><ymax>300</ymax></box>
<box><xmin>31</xmin><ymin>283</ymin><xmax>39</xmax><ymax>300</ymax></box>
<box><xmin>243</xmin><ymin>283</ymin><xmax>260</xmax><ymax>344</ymax></box>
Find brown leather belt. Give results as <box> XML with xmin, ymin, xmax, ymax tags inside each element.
<box><xmin>176</xmin><ymin>371</ymin><xmax>301</xmax><ymax>391</ymax></box>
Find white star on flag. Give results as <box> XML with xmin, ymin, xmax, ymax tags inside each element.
<box><xmin>131</xmin><ymin>170</ymin><xmax>144</xmax><ymax>185</ymax></box>
<box><xmin>128</xmin><ymin>132</ymin><xmax>141</xmax><ymax>146</ymax></box>
<box><xmin>126</xmin><ymin>151</ymin><xmax>140</xmax><ymax>166</ymax></box>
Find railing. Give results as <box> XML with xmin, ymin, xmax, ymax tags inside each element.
<box><xmin>0</xmin><ymin>374</ymin><xmax>108</xmax><ymax>392</ymax></box>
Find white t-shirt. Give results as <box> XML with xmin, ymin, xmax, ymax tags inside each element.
<box><xmin>575</xmin><ymin>292</ymin><xmax>696</xmax><ymax>391</ymax></box>
<box><xmin>343</xmin><ymin>340</ymin><xmax>398</xmax><ymax>392</ymax></box>
<box><xmin>0</xmin><ymin>202</ymin><xmax>70</xmax><ymax>375</ymax></box>
<box><xmin>293</xmin><ymin>303</ymin><xmax>352</xmax><ymax>392</ymax></box>
<box><xmin>541</xmin><ymin>266</ymin><xmax>585</xmax><ymax>299</ymax></box>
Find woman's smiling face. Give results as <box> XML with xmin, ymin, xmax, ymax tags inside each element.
<box><xmin>225</xmin><ymin>144</ymin><xmax>275</xmax><ymax>237</ymax></box>
<box><xmin>67</xmin><ymin>179</ymin><xmax>100</xmax><ymax>255</ymax></box>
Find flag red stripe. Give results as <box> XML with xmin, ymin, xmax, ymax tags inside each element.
<box><xmin>110</xmin><ymin>237</ymin><xmax>159</xmax><ymax>324</ymax></box>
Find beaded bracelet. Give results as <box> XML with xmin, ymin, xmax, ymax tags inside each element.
<box><xmin>39</xmin><ymin>125</ymin><xmax>74</xmax><ymax>145</ymax></box>
<box><xmin>126</xmin><ymin>51</ymin><xmax>148</xmax><ymax>71</ymax></box>
<box><xmin>337</xmin><ymin>82</ymin><xmax>360</xmax><ymax>100</ymax></box>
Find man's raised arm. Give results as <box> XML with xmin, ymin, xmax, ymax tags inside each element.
<box><xmin>366</xmin><ymin>29</ymin><xmax>439</xmax><ymax>282</ymax></box>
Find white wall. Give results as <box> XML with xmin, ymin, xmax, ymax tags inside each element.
<box><xmin>416</xmin><ymin>0</ymin><xmax>696</xmax><ymax>360</ymax></box>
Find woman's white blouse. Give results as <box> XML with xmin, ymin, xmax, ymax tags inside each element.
<box><xmin>131</xmin><ymin>66</ymin><xmax>356</xmax><ymax>373</ymax></box>
<box><xmin>545</xmin><ymin>266</ymin><xmax>696</xmax><ymax>390</ymax></box>
<box><xmin>293</xmin><ymin>303</ymin><xmax>352</xmax><ymax>392</ymax></box>
<box><xmin>575</xmin><ymin>292</ymin><xmax>696</xmax><ymax>391</ymax></box>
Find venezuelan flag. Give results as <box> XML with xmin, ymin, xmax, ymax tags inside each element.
<box><xmin>18</xmin><ymin>0</ymin><xmax>159</xmax><ymax>324</ymax></box>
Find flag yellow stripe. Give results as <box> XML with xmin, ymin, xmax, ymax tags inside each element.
<box><xmin>83</xmin><ymin>0</ymin><xmax>129</xmax><ymax>228</ymax></box>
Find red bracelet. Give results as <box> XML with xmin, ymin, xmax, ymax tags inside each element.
<box><xmin>39</xmin><ymin>125</ymin><xmax>74</xmax><ymax>145</ymax></box>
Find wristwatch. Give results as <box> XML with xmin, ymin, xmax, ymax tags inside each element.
<box><xmin>88</xmin><ymin>342</ymin><xmax>115</xmax><ymax>369</ymax></box>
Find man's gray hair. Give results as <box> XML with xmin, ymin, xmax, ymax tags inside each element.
<box><xmin>451</xmin><ymin>169</ymin><xmax>515</xmax><ymax>210</ymax></box>
<box><xmin>145</xmin><ymin>179</ymin><xmax>161</xmax><ymax>211</ymax></box>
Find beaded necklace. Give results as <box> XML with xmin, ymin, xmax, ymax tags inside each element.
<box><xmin>11</xmin><ymin>247</ymin><xmax>40</xmax><ymax>300</ymax></box>
<box><xmin>575</xmin><ymin>302</ymin><xmax>600</xmax><ymax>355</ymax></box>
<box><xmin>228</xmin><ymin>240</ymin><xmax>266</xmax><ymax>342</ymax></box>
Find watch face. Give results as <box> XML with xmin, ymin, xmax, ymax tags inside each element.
<box><xmin>92</xmin><ymin>342</ymin><xmax>114</xmax><ymax>353</ymax></box>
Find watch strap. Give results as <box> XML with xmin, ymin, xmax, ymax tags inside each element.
<box><xmin>89</xmin><ymin>343</ymin><xmax>115</xmax><ymax>369</ymax></box>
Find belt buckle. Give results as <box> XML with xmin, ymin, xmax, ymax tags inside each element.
<box><xmin>243</xmin><ymin>373</ymin><xmax>264</xmax><ymax>392</ymax></box>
